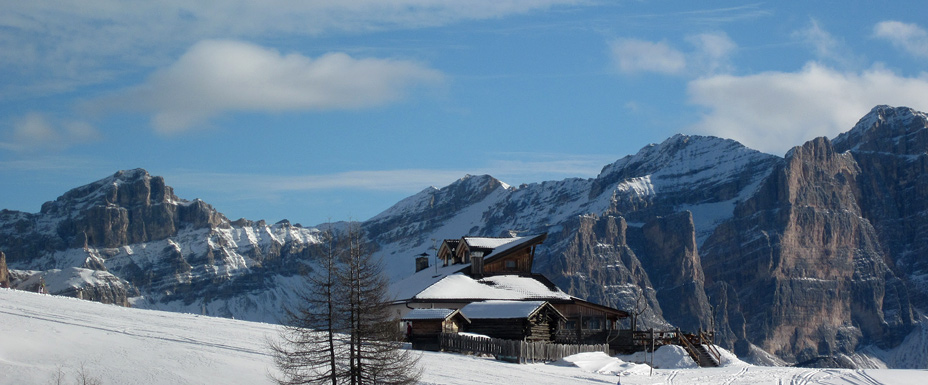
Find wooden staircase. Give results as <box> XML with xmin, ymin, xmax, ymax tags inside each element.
<box><xmin>676</xmin><ymin>329</ymin><xmax>721</xmax><ymax>367</ymax></box>
<box><xmin>691</xmin><ymin>343</ymin><xmax>720</xmax><ymax>367</ymax></box>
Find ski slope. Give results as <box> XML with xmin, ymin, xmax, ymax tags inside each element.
<box><xmin>1</xmin><ymin>289</ymin><xmax>924</xmax><ymax>384</ymax></box>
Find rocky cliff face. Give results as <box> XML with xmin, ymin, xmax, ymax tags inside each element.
<box><xmin>3</xmin><ymin>106</ymin><xmax>927</xmax><ymax>367</ymax></box>
<box><xmin>701</xmin><ymin>135</ymin><xmax>915</xmax><ymax>362</ymax></box>
<box><xmin>634</xmin><ymin>211</ymin><xmax>712</xmax><ymax>333</ymax></box>
<box><xmin>0</xmin><ymin>169</ymin><xmax>322</xmax><ymax>321</ymax></box>
<box><xmin>369</xmin><ymin>106</ymin><xmax>927</xmax><ymax>366</ymax></box>
<box><xmin>537</xmin><ymin>214</ymin><xmax>668</xmax><ymax>329</ymax></box>
<box><xmin>0</xmin><ymin>251</ymin><xmax>9</xmax><ymax>288</ymax></box>
<box><xmin>833</xmin><ymin>106</ymin><xmax>928</xmax><ymax>311</ymax></box>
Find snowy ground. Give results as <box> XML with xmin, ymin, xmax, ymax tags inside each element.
<box><xmin>1</xmin><ymin>289</ymin><xmax>925</xmax><ymax>385</ymax></box>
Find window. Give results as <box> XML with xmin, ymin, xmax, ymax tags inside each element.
<box><xmin>585</xmin><ymin>318</ymin><xmax>602</xmax><ymax>330</ymax></box>
<box><xmin>505</xmin><ymin>260</ymin><xmax>516</xmax><ymax>270</ymax></box>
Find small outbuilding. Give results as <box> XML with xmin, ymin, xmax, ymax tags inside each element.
<box><xmin>402</xmin><ymin>308</ymin><xmax>470</xmax><ymax>350</ymax></box>
<box><xmin>459</xmin><ymin>300</ymin><xmax>566</xmax><ymax>342</ymax></box>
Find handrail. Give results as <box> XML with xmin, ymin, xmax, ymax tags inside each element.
<box><xmin>697</xmin><ymin>331</ymin><xmax>722</xmax><ymax>366</ymax></box>
<box><xmin>674</xmin><ymin>328</ymin><xmax>701</xmax><ymax>365</ymax></box>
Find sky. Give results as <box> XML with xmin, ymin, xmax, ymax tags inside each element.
<box><xmin>2</xmin><ymin>1</ymin><xmax>928</xmax><ymax>227</ymax></box>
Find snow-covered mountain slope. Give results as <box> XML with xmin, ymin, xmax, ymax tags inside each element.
<box><xmin>1</xmin><ymin>288</ymin><xmax>924</xmax><ymax>385</ymax></box>
<box><xmin>0</xmin><ymin>169</ymin><xmax>324</xmax><ymax>323</ymax></box>
<box><xmin>592</xmin><ymin>134</ymin><xmax>779</xmax><ymax>243</ymax></box>
<box><xmin>4</xmin><ymin>106</ymin><xmax>928</xmax><ymax>368</ymax></box>
<box><xmin>366</xmin><ymin>107</ymin><xmax>928</xmax><ymax>367</ymax></box>
<box><xmin>369</xmin><ymin>134</ymin><xmax>778</xmax><ymax>282</ymax></box>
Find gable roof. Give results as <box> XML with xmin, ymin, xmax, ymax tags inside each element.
<box><xmin>459</xmin><ymin>300</ymin><xmax>566</xmax><ymax>320</ymax></box>
<box><xmin>462</xmin><ymin>233</ymin><xmax>547</xmax><ymax>265</ymax></box>
<box><xmin>410</xmin><ymin>273</ymin><xmax>572</xmax><ymax>303</ymax></box>
<box><xmin>462</xmin><ymin>236</ymin><xmax>525</xmax><ymax>250</ymax></box>
<box><xmin>401</xmin><ymin>308</ymin><xmax>469</xmax><ymax>323</ymax></box>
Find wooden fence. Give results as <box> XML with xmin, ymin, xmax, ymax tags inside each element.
<box><xmin>438</xmin><ymin>333</ymin><xmax>608</xmax><ymax>364</ymax></box>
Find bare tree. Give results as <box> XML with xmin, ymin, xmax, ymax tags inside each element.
<box><xmin>74</xmin><ymin>362</ymin><xmax>102</xmax><ymax>385</ymax></box>
<box><xmin>339</xmin><ymin>224</ymin><xmax>420</xmax><ymax>385</ymax></box>
<box><xmin>271</xmin><ymin>223</ymin><xmax>419</xmax><ymax>385</ymax></box>
<box><xmin>271</xmin><ymin>227</ymin><xmax>348</xmax><ymax>385</ymax></box>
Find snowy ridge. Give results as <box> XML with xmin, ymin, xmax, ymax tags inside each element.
<box><xmin>833</xmin><ymin>105</ymin><xmax>928</xmax><ymax>153</ymax></box>
<box><xmin>596</xmin><ymin>134</ymin><xmax>774</xmax><ymax>193</ymax></box>
<box><xmin>368</xmin><ymin>186</ymin><xmax>439</xmax><ymax>222</ymax></box>
<box><xmin>370</xmin><ymin>134</ymin><xmax>778</xmax><ymax>282</ymax></box>
<box><xmin>591</xmin><ymin>134</ymin><xmax>778</xmax><ymax>242</ymax></box>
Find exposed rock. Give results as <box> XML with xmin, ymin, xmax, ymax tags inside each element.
<box><xmin>0</xmin><ymin>169</ymin><xmax>321</xmax><ymax>320</ymax></box>
<box><xmin>536</xmin><ymin>214</ymin><xmax>668</xmax><ymax>329</ymax></box>
<box><xmin>705</xmin><ymin>281</ymin><xmax>750</xmax><ymax>357</ymax></box>
<box><xmin>0</xmin><ymin>251</ymin><xmax>9</xmax><ymax>288</ymax></box>
<box><xmin>11</xmin><ymin>268</ymin><xmax>139</xmax><ymax>306</ymax></box>
<box><xmin>833</xmin><ymin>106</ymin><xmax>928</xmax><ymax>311</ymax></box>
<box><xmin>2</xmin><ymin>106</ymin><xmax>928</xmax><ymax>367</ymax></box>
<box><xmin>633</xmin><ymin>211</ymin><xmax>712</xmax><ymax>332</ymax></box>
<box><xmin>1</xmin><ymin>169</ymin><xmax>229</xmax><ymax>265</ymax></box>
<box><xmin>701</xmin><ymin>135</ymin><xmax>915</xmax><ymax>362</ymax></box>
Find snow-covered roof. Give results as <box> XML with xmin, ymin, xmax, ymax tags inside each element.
<box><xmin>463</xmin><ymin>236</ymin><xmax>526</xmax><ymax>250</ymax></box>
<box><xmin>459</xmin><ymin>300</ymin><xmax>550</xmax><ymax>319</ymax></box>
<box><xmin>462</xmin><ymin>234</ymin><xmax>546</xmax><ymax>261</ymax></box>
<box><xmin>412</xmin><ymin>273</ymin><xmax>571</xmax><ymax>302</ymax></box>
<box><xmin>402</xmin><ymin>308</ymin><xmax>462</xmax><ymax>321</ymax></box>
<box><xmin>389</xmin><ymin>263</ymin><xmax>468</xmax><ymax>301</ymax></box>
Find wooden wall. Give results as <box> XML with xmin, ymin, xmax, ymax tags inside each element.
<box><xmin>483</xmin><ymin>249</ymin><xmax>533</xmax><ymax>275</ymax></box>
<box><xmin>466</xmin><ymin>309</ymin><xmax>560</xmax><ymax>342</ymax></box>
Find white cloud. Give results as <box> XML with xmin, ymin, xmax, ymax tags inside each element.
<box><xmin>0</xmin><ymin>1</ymin><xmax>585</xmax><ymax>98</ymax></box>
<box><xmin>685</xmin><ymin>32</ymin><xmax>736</xmax><ymax>74</ymax></box>
<box><xmin>610</xmin><ymin>33</ymin><xmax>736</xmax><ymax>76</ymax></box>
<box><xmin>97</xmin><ymin>40</ymin><xmax>444</xmax><ymax>133</ymax></box>
<box><xmin>874</xmin><ymin>21</ymin><xmax>928</xmax><ymax>58</ymax></box>
<box><xmin>610</xmin><ymin>39</ymin><xmax>687</xmax><ymax>74</ymax></box>
<box><xmin>792</xmin><ymin>18</ymin><xmax>860</xmax><ymax>68</ymax></box>
<box><xmin>687</xmin><ymin>62</ymin><xmax>928</xmax><ymax>155</ymax></box>
<box><xmin>2</xmin><ymin>112</ymin><xmax>100</xmax><ymax>151</ymax></box>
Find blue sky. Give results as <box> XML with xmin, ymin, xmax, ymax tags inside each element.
<box><xmin>2</xmin><ymin>1</ymin><xmax>928</xmax><ymax>226</ymax></box>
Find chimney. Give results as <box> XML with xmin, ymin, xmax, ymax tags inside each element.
<box><xmin>415</xmin><ymin>253</ymin><xmax>430</xmax><ymax>273</ymax></box>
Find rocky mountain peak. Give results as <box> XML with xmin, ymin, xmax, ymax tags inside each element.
<box><xmin>596</xmin><ymin>134</ymin><xmax>759</xmax><ymax>179</ymax></box>
<box><xmin>370</xmin><ymin>174</ymin><xmax>508</xmax><ymax>224</ymax></box>
<box><xmin>833</xmin><ymin>105</ymin><xmax>928</xmax><ymax>154</ymax></box>
<box><xmin>4</xmin><ymin>169</ymin><xmax>228</xmax><ymax>255</ymax></box>
<box><xmin>593</xmin><ymin>134</ymin><xmax>778</xmax><ymax>199</ymax></box>
<box><xmin>40</xmin><ymin>168</ymin><xmax>180</xmax><ymax>216</ymax></box>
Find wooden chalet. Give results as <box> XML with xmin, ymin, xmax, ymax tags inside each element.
<box><xmin>391</xmin><ymin>232</ymin><xmax>722</xmax><ymax>366</ymax></box>
<box><xmin>459</xmin><ymin>300</ymin><xmax>565</xmax><ymax>342</ymax></box>
<box><xmin>437</xmin><ymin>234</ymin><xmax>544</xmax><ymax>276</ymax></box>
<box><xmin>402</xmin><ymin>308</ymin><xmax>470</xmax><ymax>350</ymax></box>
<box><xmin>390</xmin><ymin>233</ymin><xmax>629</xmax><ymax>346</ymax></box>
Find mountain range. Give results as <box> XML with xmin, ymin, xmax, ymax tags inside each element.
<box><xmin>2</xmin><ymin>105</ymin><xmax>927</xmax><ymax>368</ymax></box>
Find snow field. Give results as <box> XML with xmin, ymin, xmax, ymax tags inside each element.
<box><xmin>1</xmin><ymin>289</ymin><xmax>925</xmax><ymax>385</ymax></box>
